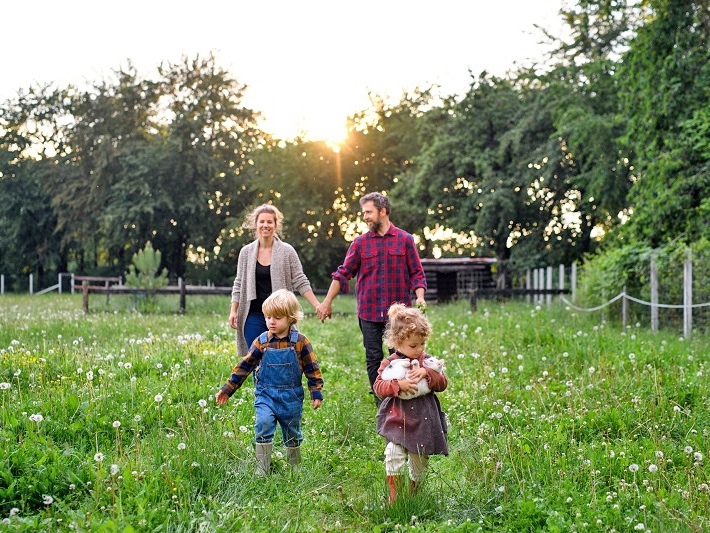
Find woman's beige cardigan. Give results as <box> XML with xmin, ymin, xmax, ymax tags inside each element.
<box><xmin>231</xmin><ymin>237</ymin><xmax>313</xmax><ymax>356</ymax></box>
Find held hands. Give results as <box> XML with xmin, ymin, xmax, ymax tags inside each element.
<box><xmin>315</xmin><ymin>302</ymin><xmax>332</xmax><ymax>322</ymax></box>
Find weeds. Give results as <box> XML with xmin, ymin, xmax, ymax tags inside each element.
<box><xmin>0</xmin><ymin>294</ymin><xmax>708</xmax><ymax>531</ymax></box>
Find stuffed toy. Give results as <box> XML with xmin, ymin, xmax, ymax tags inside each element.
<box><xmin>381</xmin><ymin>356</ymin><xmax>444</xmax><ymax>399</ymax></box>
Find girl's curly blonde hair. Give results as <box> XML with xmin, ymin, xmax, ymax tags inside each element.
<box><xmin>384</xmin><ymin>303</ymin><xmax>432</xmax><ymax>348</ymax></box>
<box><xmin>244</xmin><ymin>203</ymin><xmax>284</xmax><ymax>238</ymax></box>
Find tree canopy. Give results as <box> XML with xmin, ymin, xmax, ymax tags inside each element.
<box><xmin>2</xmin><ymin>1</ymin><xmax>710</xmax><ymax>292</ymax></box>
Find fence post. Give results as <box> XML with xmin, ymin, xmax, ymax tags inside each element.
<box><xmin>622</xmin><ymin>285</ymin><xmax>628</xmax><ymax>328</ymax></box>
<box><xmin>29</xmin><ymin>274</ymin><xmax>33</xmax><ymax>295</ymax></box>
<box><xmin>82</xmin><ymin>281</ymin><xmax>90</xmax><ymax>313</ymax></box>
<box><xmin>546</xmin><ymin>266</ymin><xmax>553</xmax><ymax>307</ymax></box>
<box><xmin>525</xmin><ymin>269</ymin><xmax>531</xmax><ymax>304</ymax></box>
<box><xmin>571</xmin><ymin>262</ymin><xmax>577</xmax><ymax>302</ymax></box>
<box><xmin>1</xmin><ymin>274</ymin><xmax>4</xmax><ymax>295</ymax></box>
<box><xmin>179</xmin><ymin>277</ymin><xmax>186</xmax><ymax>314</ymax></box>
<box><xmin>559</xmin><ymin>264</ymin><xmax>565</xmax><ymax>294</ymax></box>
<box><xmin>650</xmin><ymin>254</ymin><xmax>658</xmax><ymax>333</ymax></box>
<box><xmin>71</xmin><ymin>273</ymin><xmax>75</xmax><ymax>295</ymax></box>
<box><xmin>684</xmin><ymin>248</ymin><xmax>692</xmax><ymax>339</ymax></box>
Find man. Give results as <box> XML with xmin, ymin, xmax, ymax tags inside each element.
<box><xmin>316</xmin><ymin>192</ymin><xmax>427</xmax><ymax>405</ymax></box>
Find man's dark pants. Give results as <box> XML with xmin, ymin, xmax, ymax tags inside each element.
<box><xmin>359</xmin><ymin>318</ymin><xmax>394</xmax><ymax>406</ymax></box>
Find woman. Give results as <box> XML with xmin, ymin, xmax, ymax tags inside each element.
<box><xmin>228</xmin><ymin>204</ymin><xmax>320</xmax><ymax>356</ymax></box>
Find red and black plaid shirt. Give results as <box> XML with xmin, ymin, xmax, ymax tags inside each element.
<box><xmin>332</xmin><ymin>223</ymin><xmax>427</xmax><ymax>322</ymax></box>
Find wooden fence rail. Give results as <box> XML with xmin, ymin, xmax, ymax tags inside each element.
<box><xmin>78</xmin><ymin>281</ymin><xmax>231</xmax><ymax>313</ymax></box>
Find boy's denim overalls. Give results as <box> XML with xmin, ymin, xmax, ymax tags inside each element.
<box><xmin>253</xmin><ymin>329</ymin><xmax>304</xmax><ymax>447</ymax></box>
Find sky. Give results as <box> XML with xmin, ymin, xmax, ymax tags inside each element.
<box><xmin>2</xmin><ymin>0</ymin><xmax>566</xmax><ymax>141</ymax></box>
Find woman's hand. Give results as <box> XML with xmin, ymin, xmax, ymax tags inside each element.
<box><xmin>228</xmin><ymin>310</ymin><xmax>238</xmax><ymax>329</ymax></box>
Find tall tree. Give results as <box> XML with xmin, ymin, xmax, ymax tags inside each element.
<box><xmin>0</xmin><ymin>85</ymin><xmax>70</xmax><ymax>284</ymax></box>
<box><xmin>618</xmin><ymin>0</ymin><xmax>710</xmax><ymax>245</ymax></box>
<box><xmin>155</xmin><ymin>53</ymin><xmax>261</xmax><ymax>279</ymax></box>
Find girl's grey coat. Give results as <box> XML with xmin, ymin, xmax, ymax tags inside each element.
<box><xmin>231</xmin><ymin>237</ymin><xmax>313</xmax><ymax>356</ymax></box>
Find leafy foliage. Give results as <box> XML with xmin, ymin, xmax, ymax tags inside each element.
<box><xmin>124</xmin><ymin>242</ymin><xmax>168</xmax><ymax>289</ymax></box>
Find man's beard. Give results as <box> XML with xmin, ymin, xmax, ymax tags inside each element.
<box><xmin>368</xmin><ymin>220</ymin><xmax>381</xmax><ymax>233</ymax></box>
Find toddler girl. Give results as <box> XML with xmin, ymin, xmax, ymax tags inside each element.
<box><xmin>373</xmin><ymin>303</ymin><xmax>448</xmax><ymax>504</ymax></box>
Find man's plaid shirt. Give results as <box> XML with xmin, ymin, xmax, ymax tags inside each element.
<box><xmin>332</xmin><ymin>223</ymin><xmax>427</xmax><ymax>322</ymax></box>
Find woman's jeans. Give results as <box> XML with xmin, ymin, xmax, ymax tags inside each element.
<box><xmin>244</xmin><ymin>312</ymin><xmax>267</xmax><ymax>349</ymax></box>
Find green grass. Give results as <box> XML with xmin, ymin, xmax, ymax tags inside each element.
<box><xmin>0</xmin><ymin>293</ymin><xmax>709</xmax><ymax>532</ymax></box>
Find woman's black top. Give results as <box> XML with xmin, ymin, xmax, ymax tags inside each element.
<box><xmin>248</xmin><ymin>261</ymin><xmax>272</xmax><ymax>314</ymax></box>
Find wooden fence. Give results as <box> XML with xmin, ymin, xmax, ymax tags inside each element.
<box><xmin>76</xmin><ymin>279</ymin><xmax>231</xmax><ymax>313</ymax></box>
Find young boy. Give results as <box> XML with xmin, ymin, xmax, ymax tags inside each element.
<box><xmin>216</xmin><ymin>289</ymin><xmax>323</xmax><ymax>475</ymax></box>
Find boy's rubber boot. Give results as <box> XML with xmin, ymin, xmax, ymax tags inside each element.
<box><xmin>286</xmin><ymin>445</ymin><xmax>302</xmax><ymax>469</ymax></box>
<box><xmin>255</xmin><ymin>442</ymin><xmax>272</xmax><ymax>476</ymax></box>
<box><xmin>387</xmin><ymin>475</ymin><xmax>399</xmax><ymax>505</ymax></box>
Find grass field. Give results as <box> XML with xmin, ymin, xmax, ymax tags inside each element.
<box><xmin>0</xmin><ymin>293</ymin><xmax>708</xmax><ymax>532</ymax></box>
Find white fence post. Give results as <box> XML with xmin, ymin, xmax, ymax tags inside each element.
<box><xmin>559</xmin><ymin>264</ymin><xmax>565</xmax><ymax>294</ymax></box>
<box><xmin>71</xmin><ymin>273</ymin><xmax>75</xmax><ymax>295</ymax></box>
<box><xmin>29</xmin><ymin>274</ymin><xmax>33</xmax><ymax>295</ymax></box>
<box><xmin>1</xmin><ymin>274</ymin><xmax>4</xmax><ymax>295</ymax></box>
<box><xmin>571</xmin><ymin>262</ymin><xmax>577</xmax><ymax>302</ymax></box>
<box><xmin>622</xmin><ymin>285</ymin><xmax>628</xmax><ymax>328</ymax></box>
<box><xmin>684</xmin><ymin>248</ymin><xmax>692</xmax><ymax>339</ymax></box>
<box><xmin>546</xmin><ymin>266</ymin><xmax>553</xmax><ymax>307</ymax></box>
<box><xmin>650</xmin><ymin>254</ymin><xmax>658</xmax><ymax>333</ymax></box>
<box><xmin>526</xmin><ymin>269</ymin><xmax>531</xmax><ymax>304</ymax></box>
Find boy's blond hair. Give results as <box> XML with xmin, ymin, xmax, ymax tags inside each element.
<box><xmin>262</xmin><ymin>289</ymin><xmax>303</xmax><ymax>325</ymax></box>
<box><xmin>384</xmin><ymin>303</ymin><xmax>432</xmax><ymax>348</ymax></box>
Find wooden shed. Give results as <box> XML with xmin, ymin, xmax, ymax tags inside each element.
<box><xmin>420</xmin><ymin>258</ymin><xmax>497</xmax><ymax>302</ymax></box>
